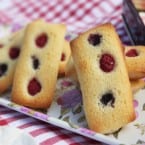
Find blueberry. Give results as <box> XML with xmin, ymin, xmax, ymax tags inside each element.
<box><xmin>32</xmin><ymin>56</ymin><xmax>39</xmax><ymax>70</ymax></box>
<box><xmin>100</xmin><ymin>92</ymin><xmax>115</xmax><ymax>107</ymax></box>
<box><xmin>88</xmin><ymin>34</ymin><xmax>102</xmax><ymax>46</ymax></box>
<box><xmin>0</xmin><ymin>63</ymin><xmax>8</xmax><ymax>77</ymax></box>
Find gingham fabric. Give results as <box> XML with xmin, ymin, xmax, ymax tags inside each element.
<box><xmin>0</xmin><ymin>0</ymin><xmax>130</xmax><ymax>44</ymax></box>
<box><xmin>0</xmin><ymin>0</ymin><xmax>131</xmax><ymax>145</ymax></box>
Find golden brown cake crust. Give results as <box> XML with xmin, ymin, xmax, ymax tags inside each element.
<box><xmin>71</xmin><ymin>23</ymin><xmax>135</xmax><ymax>134</ymax></box>
<box><xmin>131</xmin><ymin>79</ymin><xmax>145</xmax><ymax>94</ymax></box>
<box><xmin>11</xmin><ymin>19</ymin><xmax>66</xmax><ymax>109</ymax></box>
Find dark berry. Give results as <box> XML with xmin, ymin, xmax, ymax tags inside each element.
<box><xmin>88</xmin><ymin>34</ymin><xmax>102</xmax><ymax>46</ymax></box>
<box><xmin>61</xmin><ymin>53</ymin><xmax>66</xmax><ymax>61</ymax></box>
<box><xmin>35</xmin><ymin>33</ymin><xmax>48</xmax><ymax>48</ymax></box>
<box><xmin>28</xmin><ymin>78</ymin><xmax>41</xmax><ymax>96</ymax></box>
<box><xmin>0</xmin><ymin>63</ymin><xmax>7</xmax><ymax>77</ymax></box>
<box><xmin>0</xmin><ymin>44</ymin><xmax>3</xmax><ymax>48</ymax></box>
<box><xmin>100</xmin><ymin>92</ymin><xmax>115</xmax><ymax>107</ymax></box>
<box><xmin>100</xmin><ymin>53</ymin><xmax>115</xmax><ymax>72</ymax></box>
<box><xmin>125</xmin><ymin>49</ymin><xmax>138</xmax><ymax>57</ymax></box>
<box><xmin>32</xmin><ymin>56</ymin><xmax>39</xmax><ymax>69</ymax></box>
<box><xmin>9</xmin><ymin>47</ymin><xmax>20</xmax><ymax>59</ymax></box>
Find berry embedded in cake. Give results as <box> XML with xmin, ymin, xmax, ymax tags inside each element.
<box><xmin>88</xmin><ymin>34</ymin><xmax>102</xmax><ymax>46</ymax></box>
<box><xmin>9</xmin><ymin>47</ymin><xmax>20</xmax><ymax>59</ymax></box>
<box><xmin>61</xmin><ymin>53</ymin><xmax>66</xmax><ymax>61</ymax></box>
<box><xmin>100</xmin><ymin>92</ymin><xmax>115</xmax><ymax>107</ymax></box>
<box><xmin>99</xmin><ymin>53</ymin><xmax>115</xmax><ymax>72</ymax></box>
<box><xmin>31</xmin><ymin>56</ymin><xmax>40</xmax><ymax>70</ymax></box>
<box><xmin>28</xmin><ymin>78</ymin><xmax>41</xmax><ymax>96</ymax></box>
<box><xmin>35</xmin><ymin>33</ymin><xmax>48</xmax><ymax>48</ymax></box>
<box><xmin>0</xmin><ymin>63</ymin><xmax>7</xmax><ymax>77</ymax></box>
<box><xmin>125</xmin><ymin>49</ymin><xmax>138</xmax><ymax>57</ymax></box>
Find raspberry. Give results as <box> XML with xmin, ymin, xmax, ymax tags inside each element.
<box><xmin>9</xmin><ymin>47</ymin><xmax>20</xmax><ymax>59</ymax></box>
<box><xmin>125</xmin><ymin>49</ymin><xmax>138</xmax><ymax>57</ymax></box>
<box><xmin>0</xmin><ymin>64</ymin><xmax>7</xmax><ymax>77</ymax></box>
<box><xmin>28</xmin><ymin>78</ymin><xmax>41</xmax><ymax>96</ymax></box>
<box><xmin>100</xmin><ymin>92</ymin><xmax>115</xmax><ymax>107</ymax></box>
<box><xmin>61</xmin><ymin>53</ymin><xmax>65</xmax><ymax>61</ymax></box>
<box><xmin>88</xmin><ymin>34</ymin><xmax>102</xmax><ymax>46</ymax></box>
<box><xmin>0</xmin><ymin>44</ymin><xmax>3</xmax><ymax>48</ymax></box>
<box><xmin>32</xmin><ymin>56</ymin><xmax>39</xmax><ymax>69</ymax></box>
<box><xmin>100</xmin><ymin>53</ymin><xmax>115</xmax><ymax>72</ymax></box>
<box><xmin>35</xmin><ymin>33</ymin><xmax>48</xmax><ymax>48</ymax></box>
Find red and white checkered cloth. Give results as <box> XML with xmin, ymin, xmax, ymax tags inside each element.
<box><xmin>0</xmin><ymin>0</ymin><xmax>130</xmax><ymax>145</ymax></box>
<box><xmin>0</xmin><ymin>0</ymin><xmax>130</xmax><ymax>44</ymax></box>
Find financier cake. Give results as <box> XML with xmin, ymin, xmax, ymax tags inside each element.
<box><xmin>0</xmin><ymin>29</ymin><xmax>24</xmax><ymax>94</ymax></box>
<box><xmin>70</xmin><ymin>23</ymin><xmax>135</xmax><ymax>134</ymax></box>
<box><xmin>11</xmin><ymin>19</ymin><xmax>66</xmax><ymax>109</ymax></box>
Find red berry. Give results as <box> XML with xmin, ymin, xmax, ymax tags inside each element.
<box><xmin>100</xmin><ymin>53</ymin><xmax>115</xmax><ymax>72</ymax></box>
<box><xmin>125</xmin><ymin>49</ymin><xmax>138</xmax><ymax>57</ymax></box>
<box><xmin>28</xmin><ymin>78</ymin><xmax>41</xmax><ymax>96</ymax></box>
<box><xmin>9</xmin><ymin>47</ymin><xmax>20</xmax><ymax>59</ymax></box>
<box><xmin>0</xmin><ymin>44</ymin><xmax>3</xmax><ymax>48</ymax></box>
<box><xmin>35</xmin><ymin>33</ymin><xmax>48</xmax><ymax>48</ymax></box>
<box><xmin>61</xmin><ymin>53</ymin><xmax>65</xmax><ymax>61</ymax></box>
